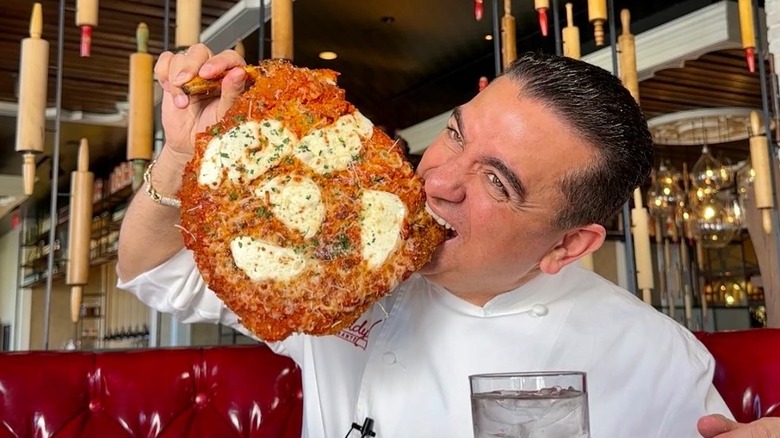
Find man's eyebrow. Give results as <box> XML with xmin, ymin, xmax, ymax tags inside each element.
<box><xmin>481</xmin><ymin>156</ymin><xmax>527</xmax><ymax>204</ymax></box>
<box><xmin>451</xmin><ymin>106</ymin><xmax>466</xmax><ymax>141</ymax></box>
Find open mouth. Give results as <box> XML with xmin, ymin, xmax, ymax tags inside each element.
<box><xmin>425</xmin><ymin>203</ymin><xmax>458</xmax><ymax>240</ymax></box>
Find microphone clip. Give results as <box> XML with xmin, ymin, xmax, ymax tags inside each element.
<box><xmin>349</xmin><ymin>417</ymin><xmax>376</xmax><ymax>437</ymax></box>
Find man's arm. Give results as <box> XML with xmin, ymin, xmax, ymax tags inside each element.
<box><xmin>116</xmin><ymin>44</ymin><xmax>247</xmax><ymax>282</ymax></box>
<box><xmin>116</xmin><ymin>146</ymin><xmax>190</xmax><ymax>281</ymax></box>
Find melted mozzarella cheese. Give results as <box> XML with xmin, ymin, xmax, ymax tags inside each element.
<box><xmin>360</xmin><ymin>190</ymin><xmax>406</xmax><ymax>268</ymax></box>
<box><xmin>198</xmin><ymin>120</ymin><xmax>297</xmax><ymax>188</ymax></box>
<box><xmin>255</xmin><ymin>176</ymin><xmax>325</xmax><ymax>239</ymax></box>
<box><xmin>294</xmin><ymin>111</ymin><xmax>374</xmax><ymax>174</ymax></box>
<box><xmin>230</xmin><ymin>236</ymin><xmax>306</xmax><ymax>282</ymax></box>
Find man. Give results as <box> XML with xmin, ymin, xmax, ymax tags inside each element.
<box><xmin>117</xmin><ymin>45</ymin><xmax>765</xmax><ymax>437</ymax></box>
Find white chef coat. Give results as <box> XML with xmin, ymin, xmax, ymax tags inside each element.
<box><xmin>118</xmin><ymin>248</ymin><xmax>733</xmax><ymax>438</ymax></box>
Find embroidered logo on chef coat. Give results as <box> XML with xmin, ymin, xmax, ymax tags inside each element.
<box><xmin>336</xmin><ymin>318</ymin><xmax>382</xmax><ymax>350</ymax></box>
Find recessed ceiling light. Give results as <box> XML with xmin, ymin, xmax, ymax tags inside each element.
<box><xmin>319</xmin><ymin>51</ymin><xmax>338</xmax><ymax>60</ymax></box>
<box><xmin>485</xmin><ymin>34</ymin><xmax>493</xmax><ymax>41</ymax></box>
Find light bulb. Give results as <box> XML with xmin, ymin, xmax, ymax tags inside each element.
<box><xmin>691</xmin><ymin>145</ymin><xmax>732</xmax><ymax>194</ymax></box>
<box><xmin>689</xmin><ymin>195</ymin><xmax>740</xmax><ymax>248</ymax></box>
<box><xmin>647</xmin><ymin>164</ymin><xmax>685</xmax><ymax>218</ymax></box>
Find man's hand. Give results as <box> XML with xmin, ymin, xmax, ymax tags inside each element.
<box><xmin>155</xmin><ymin>43</ymin><xmax>247</xmax><ymax>156</ymax></box>
<box><xmin>698</xmin><ymin>414</ymin><xmax>780</xmax><ymax>437</ymax></box>
<box><xmin>117</xmin><ymin>46</ymin><xmax>248</xmax><ymax>282</ymax></box>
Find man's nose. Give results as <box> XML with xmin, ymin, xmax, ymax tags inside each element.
<box><xmin>424</xmin><ymin>161</ymin><xmax>466</xmax><ymax>203</ymax></box>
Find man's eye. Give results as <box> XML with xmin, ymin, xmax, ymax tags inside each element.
<box><xmin>446</xmin><ymin>126</ymin><xmax>463</xmax><ymax>143</ymax></box>
<box><xmin>489</xmin><ymin>173</ymin><xmax>504</xmax><ymax>188</ymax></box>
<box><xmin>488</xmin><ymin>173</ymin><xmax>509</xmax><ymax>196</ymax></box>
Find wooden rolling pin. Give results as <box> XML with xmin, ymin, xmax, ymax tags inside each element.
<box><xmin>234</xmin><ymin>39</ymin><xmax>246</xmax><ymax>59</ymax></box>
<box><xmin>619</xmin><ymin>8</ymin><xmax>654</xmax><ymax>305</ymax></box>
<box><xmin>562</xmin><ymin>3</ymin><xmax>580</xmax><ymax>60</ymax></box>
<box><xmin>588</xmin><ymin>0</ymin><xmax>607</xmax><ymax>46</ymax></box>
<box><xmin>76</xmin><ymin>0</ymin><xmax>98</xmax><ymax>57</ymax></box>
<box><xmin>15</xmin><ymin>3</ymin><xmax>49</xmax><ymax>196</ymax></box>
<box><xmin>618</xmin><ymin>9</ymin><xmax>639</xmax><ymax>103</ymax></box>
<box><xmin>176</xmin><ymin>0</ymin><xmax>201</xmax><ymax>49</ymax></box>
<box><xmin>67</xmin><ymin>139</ymin><xmax>94</xmax><ymax>323</ymax></box>
<box><xmin>738</xmin><ymin>0</ymin><xmax>756</xmax><ymax>73</ymax></box>
<box><xmin>534</xmin><ymin>0</ymin><xmax>549</xmax><ymax>36</ymax></box>
<box><xmin>632</xmin><ymin>188</ymin><xmax>654</xmax><ymax>304</ymax></box>
<box><xmin>272</xmin><ymin>0</ymin><xmax>293</xmax><ymax>59</ymax></box>
<box><xmin>749</xmin><ymin>110</ymin><xmax>775</xmax><ymax>234</ymax></box>
<box><xmin>501</xmin><ymin>0</ymin><xmax>517</xmax><ymax>71</ymax></box>
<box><xmin>128</xmin><ymin>23</ymin><xmax>154</xmax><ymax>190</ymax></box>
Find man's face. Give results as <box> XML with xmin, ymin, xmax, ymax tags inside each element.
<box><xmin>416</xmin><ymin>76</ymin><xmax>597</xmax><ymax>305</ymax></box>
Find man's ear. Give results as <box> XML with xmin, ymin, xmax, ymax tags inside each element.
<box><xmin>539</xmin><ymin>224</ymin><xmax>606</xmax><ymax>275</ymax></box>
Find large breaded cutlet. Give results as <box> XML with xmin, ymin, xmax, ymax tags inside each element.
<box><xmin>178</xmin><ymin>60</ymin><xmax>446</xmax><ymax>341</ymax></box>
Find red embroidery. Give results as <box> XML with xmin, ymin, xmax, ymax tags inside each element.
<box><xmin>336</xmin><ymin>319</ymin><xmax>382</xmax><ymax>350</ymax></box>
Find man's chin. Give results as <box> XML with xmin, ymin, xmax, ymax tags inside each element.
<box><xmin>418</xmin><ymin>247</ymin><xmax>446</xmax><ymax>276</ymax></box>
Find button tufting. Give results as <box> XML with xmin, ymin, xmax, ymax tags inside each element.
<box><xmin>195</xmin><ymin>392</ymin><xmax>209</xmax><ymax>408</ymax></box>
<box><xmin>88</xmin><ymin>400</ymin><xmax>102</xmax><ymax>412</ymax></box>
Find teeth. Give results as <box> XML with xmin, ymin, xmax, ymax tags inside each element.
<box><xmin>425</xmin><ymin>202</ymin><xmax>454</xmax><ymax>230</ymax></box>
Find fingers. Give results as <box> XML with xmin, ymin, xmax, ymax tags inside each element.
<box><xmin>154</xmin><ymin>51</ymin><xmax>174</xmax><ymax>92</ymax></box>
<box><xmin>153</xmin><ymin>44</ymin><xmax>214</xmax><ymax>109</ymax></box>
<box><xmin>169</xmin><ymin>44</ymin><xmax>214</xmax><ymax>108</ymax></box>
<box><xmin>697</xmin><ymin>414</ymin><xmax>740</xmax><ymax>437</ymax></box>
<box><xmin>217</xmin><ymin>67</ymin><xmax>248</xmax><ymax>119</ymax></box>
<box><xmin>198</xmin><ymin>49</ymin><xmax>246</xmax><ymax>79</ymax></box>
<box><xmin>155</xmin><ymin>45</ymin><xmax>247</xmax><ymax>110</ymax></box>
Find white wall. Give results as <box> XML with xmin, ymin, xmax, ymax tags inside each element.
<box><xmin>0</xmin><ymin>228</ymin><xmax>22</xmax><ymax>349</ymax></box>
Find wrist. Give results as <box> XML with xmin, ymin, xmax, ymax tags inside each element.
<box><xmin>144</xmin><ymin>159</ymin><xmax>181</xmax><ymax>208</ymax></box>
<box><xmin>150</xmin><ymin>145</ymin><xmax>193</xmax><ymax>195</ymax></box>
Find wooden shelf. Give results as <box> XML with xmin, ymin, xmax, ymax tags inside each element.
<box><xmin>20</xmin><ymin>270</ymin><xmax>65</xmax><ymax>288</ymax></box>
<box><xmin>93</xmin><ymin>184</ymin><xmax>133</xmax><ymax>217</ymax></box>
<box><xmin>19</xmin><ymin>182</ymin><xmax>131</xmax><ymax>291</ymax></box>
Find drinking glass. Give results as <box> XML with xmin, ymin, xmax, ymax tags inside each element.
<box><xmin>470</xmin><ymin>371</ymin><xmax>590</xmax><ymax>438</ymax></box>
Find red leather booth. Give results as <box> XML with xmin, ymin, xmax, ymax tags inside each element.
<box><xmin>695</xmin><ymin>329</ymin><xmax>780</xmax><ymax>423</ymax></box>
<box><xmin>0</xmin><ymin>329</ymin><xmax>777</xmax><ymax>437</ymax></box>
<box><xmin>0</xmin><ymin>344</ymin><xmax>303</xmax><ymax>437</ymax></box>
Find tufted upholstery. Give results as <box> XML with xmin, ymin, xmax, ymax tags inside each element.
<box><xmin>695</xmin><ymin>329</ymin><xmax>780</xmax><ymax>423</ymax></box>
<box><xmin>0</xmin><ymin>344</ymin><xmax>302</xmax><ymax>438</ymax></box>
<box><xmin>0</xmin><ymin>329</ymin><xmax>778</xmax><ymax>436</ymax></box>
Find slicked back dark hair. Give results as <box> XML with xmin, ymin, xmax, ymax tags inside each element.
<box><xmin>504</xmin><ymin>52</ymin><xmax>653</xmax><ymax>229</ymax></box>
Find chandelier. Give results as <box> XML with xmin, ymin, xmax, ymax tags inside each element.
<box><xmin>647</xmin><ymin>108</ymin><xmax>751</xmax><ymax>248</ymax></box>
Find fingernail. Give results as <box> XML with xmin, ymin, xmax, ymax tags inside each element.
<box><xmin>175</xmin><ymin>71</ymin><xmax>189</xmax><ymax>83</ymax></box>
<box><xmin>174</xmin><ymin>94</ymin><xmax>189</xmax><ymax>108</ymax></box>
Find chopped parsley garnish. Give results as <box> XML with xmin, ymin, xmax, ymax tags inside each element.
<box><xmin>255</xmin><ymin>207</ymin><xmax>271</xmax><ymax>218</ymax></box>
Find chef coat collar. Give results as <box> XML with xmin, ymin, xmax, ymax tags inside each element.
<box><xmin>426</xmin><ymin>264</ymin><xmax>579</xmax><ymax>318</ymax></box>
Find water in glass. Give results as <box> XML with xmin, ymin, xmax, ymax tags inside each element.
<box><xmin>471</xmin><ymin>386</ymin><xmax>588</xmax><ymax>438</ymax></box>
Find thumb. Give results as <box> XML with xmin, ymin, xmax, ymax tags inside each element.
<box><xmin>697</xmin><ymin>414</ymin><xmax>741</xmax><ymax>437</ymax></box>
<box><xmin>217</xmin><ymin>67</ymin><xmax>248</xmax><ymax>119</ymax></box>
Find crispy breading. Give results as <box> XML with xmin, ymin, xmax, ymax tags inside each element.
<box><xmin>179</xmin><ymin>60</ymin><xmax>446</xmax><ymax>341</ymax></box>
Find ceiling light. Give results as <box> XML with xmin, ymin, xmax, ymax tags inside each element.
<box><xmin>319</xmin><ymin>51</ymin><xmax>338</xmax><ymax>60</ymax></box>
<box><xmin>485</xmin><ymin>34</ymin><xmax>493</xmax><ymax>41</ymax></box>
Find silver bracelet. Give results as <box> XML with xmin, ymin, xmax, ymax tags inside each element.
<box><xmin>143</xmin><ymin>159</ymin><xmax>182</xmax><ymax>208</ymax></box>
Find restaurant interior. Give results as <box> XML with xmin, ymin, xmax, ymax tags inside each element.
<box><xmin>0</xmin><ymin>0</ymin><xmax>778</xmax><ymax>435</ymax></box>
